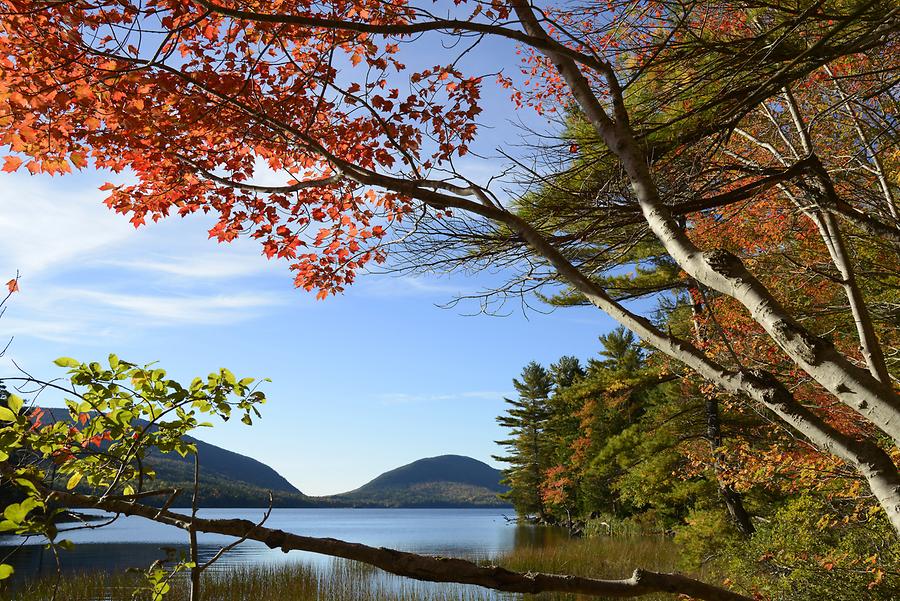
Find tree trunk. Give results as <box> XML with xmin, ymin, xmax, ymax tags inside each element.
<box><xmin>508</xmin><ymin>0</ymin><xmax>900</xmax><ymax>536</ymax></box>
<box><xmin>687</xmin><ymin>287</ymin><xmax>755</xmax><ymax>536</ymax></box>
<box><xmin>704</xmin><ymin>394</ymin><xmax>755</xmax><ymax>537</ymax></box>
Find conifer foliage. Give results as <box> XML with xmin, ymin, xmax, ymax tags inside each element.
<box><xmin>494</xmin><ymin>362</ymin><xmax>553</xmax><ymax>520</ymax></box>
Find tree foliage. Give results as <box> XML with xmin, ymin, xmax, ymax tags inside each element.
<box><xmin>0</xmin><ymin>356</ymin><xmax>265</xmax><ymax>586</ymax></box>
<box><xmin>498</xmin><ymin>336</ymin><xmax>900</xmax><ymax>598</ymax></box>
<box><xmin>494</xmin><ymin>361</ymin><xmax>553</xmax><ymax>519</ymax></box>
<box><xmin>0</xmin><ymin>0</ymin><xmax>898</xmax><ymax>597</ymax></box>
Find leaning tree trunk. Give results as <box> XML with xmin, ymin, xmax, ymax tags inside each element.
<box><xmin>507</xmin><ymin>0</ymin><xmax>900</xmax><ymax>536</ymax></box>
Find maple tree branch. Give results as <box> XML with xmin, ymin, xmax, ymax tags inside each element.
<box><xmin>53</xmin><ymin>18</ymin><xmax>900</xmax><ymax>531</ymax></box>
<box><xmin>544</xmin><ymin>159</ymin><xmax>826</xmax><ymax>244</ymax></box>
<box><xmin>190</xmin><ymin>0</ymin><xmax>609</xmax><ymax>73</ymax></box>
<box><xmin>827</xmin><ymin>200</ymin><xmax>900</xmax><ymax>246</ymax></box>
<box><xmin>823</xmin><ymin>65</ymin><xmax>899</xmax><ymax>220</ymax></box>
<box><xmin>659</xmin><ymin>158</ymin><xmax>818</xmax><ymax>217</ymax></box>
<box><xmin>139</xmin><ymin>17</ymin><xmax>900</xmax><ymax>458</ymax></box>
<box><xmin>777</xmin><ymin>89</ymin><xmax>892</xmax><ymax>385</ymax></box>
<box><xmin>722</xmin><ymin>148</ymin><xmax>900</xmax><ymax>246</ymax></box>
<box><xmin>635</xmin><ymin>1</ymin><xmax>898</xmax><ymax>155</ymax></box>
<box><xmin>176</xmin><ymin>154</ymin><xmax>343</xmax><ymax>193</ymax></box>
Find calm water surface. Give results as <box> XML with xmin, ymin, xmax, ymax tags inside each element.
<box><xmin>1</xmin><ymin>508</ymin><xmax>567</xmax><ymax>581</ymax></box>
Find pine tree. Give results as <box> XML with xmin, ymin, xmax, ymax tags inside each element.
<box><xmin>550</xmin><ymin>356</ymin><xmax>585</xmax><ymax>390</ymax></box>
<box><xmin>494</xmin><ymin>362</ymin><xmax>553</xmax><ymax>520</ymax></box>
<box><xmin>591</xmin><ymin>327</ymin><xmax>644</xmax><ymax>373</ymax></box>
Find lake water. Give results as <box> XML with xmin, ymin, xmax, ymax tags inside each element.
<box><xmin>1</xmin><ymin>508</ymin><xmax>568</xmax><ymax>582</ymax></box>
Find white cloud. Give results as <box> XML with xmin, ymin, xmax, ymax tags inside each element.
<box><xmin>0</xmin><ymin>172</ymin><xmax>133</xmax><ymax>276</ymax></box>
<box><xmin>0</xmin><ymin>171</ymin><xmax>294</xmax><ymax>343</ymax></box>
<box><xmin>101</xmin><ymin>253</ymin><xmax>271</xmax><ymax>280</ymax></box>
<box><xmin>0</xmin><ymin>285</ymin><xmax>286</xmax><ymax>344</ymax></box>
<box><xmin>67</xmin><ymin>289</ymin><xmax>284</xmax><ymax>323</ymax></box>
<box><xmin>0</xmin><ymin>171</ymin><xmax>280</xmax><ymax>282</ymax></box>
<box><xmin>0</xmin><ymin>316</ymin><xmax>96</xmax><ymax>344</ymax></box>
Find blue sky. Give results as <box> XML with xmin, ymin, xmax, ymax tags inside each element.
<box><xmin>0</xmin><ymin>165</ymin><xmax>617</xmax><ymax>495</ymax></box>
<box><xmin>0</xmin><ymin>26</ymin><xmax>622</xmax><ymax>495</ymax></box>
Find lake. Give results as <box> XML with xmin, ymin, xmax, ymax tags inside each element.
<box><xmin>1</xmin><ymin>508</ymin><xmax>570</xmax><ymax>582</ymax></box>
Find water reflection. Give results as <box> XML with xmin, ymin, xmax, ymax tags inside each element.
<box><xmin>510</xmin><ymin>522</ymin><xmax>571</xmax><ymax>549</ymax></box>
<box><xmin>1</xmin><ymin>509</ymin><xmax>564</xmax><ymax>584</ymax></box>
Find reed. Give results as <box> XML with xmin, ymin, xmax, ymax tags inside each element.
<box><xmin>2</xmin><ymin>536</ymin><xmax>695</xmax><ymax>601</ymax></box>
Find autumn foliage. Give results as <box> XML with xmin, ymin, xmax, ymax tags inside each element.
<box><xmin>0</xmin><ymin>0</ymin><xmax>898</xmax><ymax>597</ymax></box>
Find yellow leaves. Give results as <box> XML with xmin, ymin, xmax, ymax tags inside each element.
<box><xmin>815</xmin><ymin>514</ymin><xmax>834</xmax><ymax>530</ymax></box>
<box><xmin>66</xmin><ymin>472</ymin><xmax>83</xmax><ymax>490</ymax></box>
<box><xmin>868</xmin><ymin>567</ymin><xmax>885</xmax><ymax>589</ymax></box>
<box><xmin>885</xmin><ymin>147</ymin><xmax>900</xmax><ymax>187</ymax></box>
<box><xmin>70</xmin><ymin>152</ymin><xmax>88</xmax><ymax>169</ymax></box>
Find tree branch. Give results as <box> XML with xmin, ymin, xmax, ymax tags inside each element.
<box><xmin>191</xmin><ymin>0</ymin><xmax>609</xmax><ymax>73</ymax></box>
<box><xmin>31</xmin><ymin>483</ymin><xmax>752</xmax><ymax>601</ymax></box>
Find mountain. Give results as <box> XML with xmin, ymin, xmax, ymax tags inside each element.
<box><xmin>324</xmin><ymin>455</ymin><xmax>511</xmax><ymax>508</ymax></box>
<box><xmin>32</xmin><ymin>410</ymin><xmax>508</xmax><ymax>508</ymax></box>
<box><xmin>37</xmin><ymin>408</ymin><xmax>314</xmax><ymax>507</ymax></box>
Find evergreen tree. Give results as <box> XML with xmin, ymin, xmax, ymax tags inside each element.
<box><xmin>493</xmin><ymin>362</ymin><xmax>553</xmax><ymax>520</ymax></box>
<box><xmin>591</xmin><ymin>327</ymin><xmax>643</xmax><ymax>373</ymax></box>
<box><xmin>549</xmin><ymin>356</ymin><xmax>585</xmax><ymax>390</ymax></box>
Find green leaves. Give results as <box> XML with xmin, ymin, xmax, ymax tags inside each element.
<box><xmin>53</xmin><ymin>357</ymin><xmax>80</xmax><ymax>368</ymax></box>
<box><xmin>6</xmin><ymin>394</ymin><xmax>22</xmax><ymax>414</ymax></box>
<box><xmin>1</xmin><ymin>497</ymin><xmax>43</xmax><ymax>530</ymax></box>
<box><xmin>0</xmin><ymin>406</ymin><xmax>16</xmax><ymax>422</ymax></box>
<box><xmin>0</xmin><ymin>353</ymin><xmax>268</xmax><ymax>567</ymax></box>
<box><xmin>0</xmin><ymin>393</ymin><xmax>22</xmax><ymax>422</ymax></box>
<box><xmin>66</xmin><ymin>472</ymin><xmax>83</xmax><ymax>490</ymax></box>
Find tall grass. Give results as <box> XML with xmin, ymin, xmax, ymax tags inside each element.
<box><xmin>491</xmin><ymin>535</ymin><xmax>680</xmax><ymax>578</ymax></box>
<box><xmin>2</xmin><ymin>536</ymin><xmax>701</xmax><ymax>601</ymax></box>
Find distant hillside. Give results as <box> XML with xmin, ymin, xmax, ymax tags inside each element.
<box><xmin>38</xmin><ymin>408</ymin><xmax>313</xmax><ymax>507</ymax></box>
<box><xmin>33</xmin><ymin>410</ymin><xmax>508</xmax><ymax>508</ymax></box>
<box><xmin>325</xmin><ymin>455</ymin><xmax>510</xmax><ymax>508</ymax></box>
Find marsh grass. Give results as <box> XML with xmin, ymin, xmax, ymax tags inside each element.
<box><xmin>2</xmin><ymin>536</ymin><xmax>701</xmax><ymax>601</ymax></box>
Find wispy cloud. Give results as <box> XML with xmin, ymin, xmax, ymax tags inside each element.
<box><xmin>68</xmin><ymin>289</ymin><xmax>284</xmax><ymax>323</ymax></box>
<box><xmin>2</xmin><ymin>287</ymin><xmax>285</xmax><ymax>344</ymax></box>
<box><xmin>101</xmin><ymin>252</ymin><xmax>272</xmax><ymax>280</ymax></box>
<box><xmin>0</xmin><ymin>317</ymin><xmax>96</xmax><ymax>344</ymax></box>
<box><xmin>0</xmin><ymin>171</ymin><xmax>293</xmax><ymax>343</ymax></box>
<box><xmin>0</xmin><ymin>172</ymin><xmax>133</xmax><ymax>276</ymax></box>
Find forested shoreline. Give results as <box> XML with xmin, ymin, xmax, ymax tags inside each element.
<box><xmin>496</xmin><ymin>328</ymin><xmax>900</xmax><ymax>598</ymax></box>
